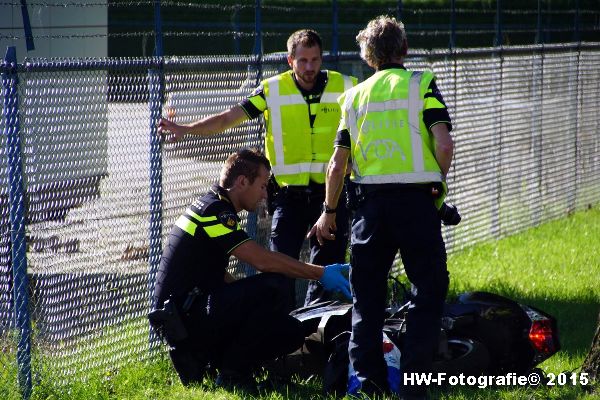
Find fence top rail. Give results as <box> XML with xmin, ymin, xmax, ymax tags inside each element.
<box><xmin>0</xmin><ymin>57</ymin><xmax>162</xmax><ymax>73</ymax></box>
<box><xmin>0</xmin><ymin>55</ymin><xmax>261</xmax><ymax>73</ymax></box>
<box><xmin>403</xmin><ymin>42</ymin><xmax>600</xmax><ymax>59</ymax></box>
<box><xmin>2</xmin><ymin>42</ymin><xmax>599</xmax><ymax>73</ymax></box>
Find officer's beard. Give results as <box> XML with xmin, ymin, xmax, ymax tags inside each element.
<box><xmin>296</xmin><ymin>71</ymin><xmax>316</xmax><ymax>89</ymax></box>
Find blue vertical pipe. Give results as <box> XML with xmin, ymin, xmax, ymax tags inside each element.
<box><xmin>450</xmin><ymin>0</ymin><xmax>456</xmax><ymax>49</ymax></box>
<box><xmin>148</xmin><ymin>1</ymin><xmax>163</xmax><ymax>335</ymax></box>
<box><xmin>574</xmin><ymin>0</ymin><xmax>580</xmax><ymax>42</ymax></box>
<box><xmin>253</xmin><ymin>0</ymin><xmax>262</xmax><ymax>57</ymax></box>
<box><xmin>545</xmin><ymin>0</ymin><xmax>551</xmax><ymax>43</ymax></box>
<box><xmin>233</xmin><ymin>5</ymin><xmax>241</xmax><ymax>55</ymax></box>
<box><xmin>153</xmin><ymin>0</ymin><xmax>163</xmax><ymax>57</ymax></box>
<box><xmin>536</xmin><ymin>0</ymin><xmax>542</xmax><ymax>44</ymax></box>
<box><xmin>332</xmin><ymin>0</ymin><xmax>339</xmax><ymax>57</ymax></box>
<box><xmin>248</xmin><ymin>1</ymin><xmax>262</xmax><ymax>227</ymax></box>
<box><xmin>396</xmin><ymin>0</ymin><xmax>403</xmax><ymax>21</ymax></box>
<box><xmin>3</xmin><ymin>46</ymin><xmax>32</xmax><ymax>400</ymax></box>
<box><xmin>495</xmin><ymin>0</ymin><xmax>502</xmax><ymax>47</ymax></box>
<box><xmin>19</xmin><ymin>0</ymin><xmax>34</xmax><ymax>51</ymax></box>
<box><xmin>244</xmin><ymin>0</ymin><xmax>263</xmax><ymax>276</ymax></box>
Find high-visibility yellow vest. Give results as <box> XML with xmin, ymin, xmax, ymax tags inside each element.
<box><xmin>339</xmin><ymin>69</ymin><xmax>443</xmax><ymax>186</ymax></box>
<box><xmin>263</xmin><ymin>70</ymin><xmax>356</xmax><ymax>187</ymax></box>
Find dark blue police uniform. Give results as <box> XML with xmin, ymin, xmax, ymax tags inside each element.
<box><xmin>335</xmin><ymin>64</ymin><xmax>453</xmax><ymax>397</ymax></box>
<box><xmin>240</xmin><ymin>71</ymin><xmax>350</xmax><ymax>309</ymax></box>
<box><xmin>153</xmin><ymin>185</ymin><xmax>304</xmax><ymax>385</ymax></box>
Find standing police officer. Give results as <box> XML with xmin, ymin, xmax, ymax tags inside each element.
<box><xmin>152</xmin><ymin>148</ymin><xmax>350</xmax><ymax>393</ymax></box>
<box><xmin>310</xmin><ymin>16</ymin><xmax>454</xmax><ymax>399</ymax></box>
<box><xmin>158</xmin><ymin>30</ymin><xmax>357</xmax><ymax>311</ymax></box>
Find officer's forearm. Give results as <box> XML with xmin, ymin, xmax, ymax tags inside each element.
<box><xmin>232</xmin><ymin>240</ymin><xmax>323</xmax><ymax>280</ymax></box>
<box><xmin>325</xmin><ymin>148</ymin><xmax>349</xmax><ymax>209</ymax></box>
<box><xmin>262</xmin><ymin>251</ymin><xmax>324</xmax><ymax>280</ymax></box>
<box><xmin>435</xmin><ymin>146</ymin><xmax>453</xmax><ymax>177</ymax></box>
<box><xmin>187</xmin><ymin>106</ymin><xmax>248</xmax><ymax>137</ymax></box>
<box><xmin>431</xmin><ymin>123</ymin><xmax>454</xmax><ymax>177</ymax></box>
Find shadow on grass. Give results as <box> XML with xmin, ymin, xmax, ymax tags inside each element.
<box><xmin>431</xmin><ymin>383</ymin><xmax>598</xmax><ymax>400</ymax></box>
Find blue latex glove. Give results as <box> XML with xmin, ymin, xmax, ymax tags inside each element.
<box><xmin>319</xmin><ymin>263</ymin><xmax>352</xmax><ymax>300</ymax></box>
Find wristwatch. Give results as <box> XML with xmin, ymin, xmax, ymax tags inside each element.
<box><xmin>322</xmin><ymin>202</ymin><xmax>337</xmax><ymax>214</ymax></box>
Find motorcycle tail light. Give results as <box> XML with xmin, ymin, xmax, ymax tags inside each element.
<box><xmin>529</xmin><ymin>319</ymin><xmax>557</xmax><ymax>355</ymax></box>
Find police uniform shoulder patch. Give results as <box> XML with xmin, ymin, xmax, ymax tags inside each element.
<box><xmin>218</xmin><ymin>211</ymin><xmax>238</xmax><ymax>229</ymax></box>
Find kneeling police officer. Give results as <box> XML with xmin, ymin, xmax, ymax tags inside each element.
<box><xmin>150</xmin><ymin>148</ymin><xmax>350</xmax><ymax>393</ymax></box>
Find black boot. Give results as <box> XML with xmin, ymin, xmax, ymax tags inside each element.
<box><xmin>169</xmin><ymin>348</ymin><xmax>208</xmax><ymax>386</ymax></box>
<box><xmin>215</xmin><ymin>369</ymin><xmax>258</xmax><ymax>395</ymax></box>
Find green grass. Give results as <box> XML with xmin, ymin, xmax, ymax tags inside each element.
<box><xmin>447</xmin><ymin>206</ymin><xmax>600</xmax><ymax>365</ymax></box>
<box><xmin>434</xmin><ymin>206</ymin><xmax>600</xmax><ymax>400</ymax></box>
<box><xmin>2</xmin><ymin>205</ymin><xmax>599</xmax><ymax>399</ymax></box>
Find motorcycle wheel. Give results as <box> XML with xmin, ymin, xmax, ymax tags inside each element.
<box><xmin>432</xmin><ymin>338</ymin><xmax>490</xmax><ymax>377</ymax></box>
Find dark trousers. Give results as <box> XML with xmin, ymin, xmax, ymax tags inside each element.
<box><xmin>172</xmin><ymin>273</ymin><xmax>305</xmax><ymax>384</ymax></box>
<box><xmin>270</xmin><ymin>184</ymin><xmax>349</xmax><ymax>310</ymax></box>
<box><xmin>348</xmin><ymin>188</ymin><xmax>449</xmax><ymax>397</ymax></box>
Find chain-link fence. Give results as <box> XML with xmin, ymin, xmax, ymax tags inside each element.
<box><xmin>1</xmin><ymin>43</ymin><xmax>599</xmax><ymax>397</ymax></box>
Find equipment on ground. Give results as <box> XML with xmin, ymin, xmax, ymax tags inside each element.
<box><xmin>269</xmin><ymin>282</ymin><xmax>560</xmax><ymax>395</ymax></box>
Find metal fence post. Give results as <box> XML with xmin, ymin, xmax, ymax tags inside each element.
<box><xmin>148</xmin><ymin>0</ymin><xmax>164</xmax><ymax>345</ymax></box>
<box><xmin>574</xmin><ymin>0</ymin><xmax>580</xmax><ymax>42</ymax></box>
<box><xmin>233</xmin><ymin>5</ymin><xmax>241</xmax><ymax>55</ymax></box>
<box><xmin>450</xmin><ymin>0</ymin><xmax>456</xmax><ymax>49</ymax></box>
<box><xmin>242</xmin><ymin>0</ymin><xmax>263</xmax><ymax>274</ymax></box>
<box><xmin>253</xmin><ymin>0</ymin><xmax>262</xmax><ymax>57</ymax></box>
<box><xmin>495</xmin><ymin>0</ymin><xmax>502</xmax><ymax>47</ymax></box>
<box><xmin>531</xmin><ymin>45</ymin><xmax>544</xmax><ymax>227</ymax></box>
<box><xmin>536</xmin><ymin>0</ymin><xmax>543</xmax><ymax>44</ymax></box>
<box><xmin>153</xmin><ymin>0</ymin><xmax>163</xmax><ymax>57</ymax></box>
<box><xmin>396</xmin><ymin>0</ymin><xmax>403</xmax><ymax>21</ymax></box>
<box><xmin>19</xmin><ymin>1</ymin><xmax>35</xmax><ymax>51</ymax></box>
<box><xmin>545</xmin><ymin>0</ymin><xmax>551</xmax><ymax>43</ymax></box>
<box><xmin>245</xmin><ymin>0</ymin><xmax>262</xmax><ymax>244</ymax></box>
<box><xmin>490</xmin><ymin>42</ymin><xmax>504</xmax><ymax>238</ymax></box>
<box><xmin>2</xmin><ymin>46</ymin><xmax>32</xmax><ymax>400</ymax></box>
<box><xmin>332</xmin><ymin>0</ymin><xmax>339</xmax><ymax>57</ymax></box>
<box><xmin>571</xmin><ymin>40</ymin><xmax>581</xmax><ymax>214</ymax></box>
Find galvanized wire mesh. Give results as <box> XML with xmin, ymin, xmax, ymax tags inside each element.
<box><xmin>438</xmin><ymin>45</ymin><xmax>600</xmax><ymax>252</ymax></box>
<box><xmin>21</xmin><ymin>65</ymin><xmax>151</xmax><ymax>381</ymax></box>
<box><xmin>161</xmin><ymin>56</ymin><xmax>266</xmax><ymax>277</ymax></box>
<box><xmin>0</xmin><ymin>44</ymin><xmax>599</xmax><ymax>395</ymax></box>
<box><xmin>0</xmin><ymin>75</ymin><xmax>13</xmax><ymax>368</ymax></box>
<box><xmin>577</xmin><ymin>49</ymin><xmax>600</xmax><ymax>209</ymax></box>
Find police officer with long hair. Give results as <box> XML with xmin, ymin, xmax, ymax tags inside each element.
<box><xmin>310</xmin><ymin>16</ymin><xmax>454</xmax><ymax>400</ymax></box>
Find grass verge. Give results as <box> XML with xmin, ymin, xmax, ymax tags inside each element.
<box><xmin>2</xmin><ymin>206</ymin><xmax>599</xmax><ymax>399</ymax></box>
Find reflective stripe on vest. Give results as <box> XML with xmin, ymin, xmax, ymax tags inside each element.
<box><xmin>175</xmin><ymin>208</ymin><xmax>240</xmax><ymax>237</ymax></box>
<box><xmin>175</xmin><ymin>215</ymin><xmax>197</xmax><ymax>236</ymax></box>
<box><xmin>267</xmin><ymin>78</ymin><xmax>318</xmax><ymax>177</ymax></box>
<box><xmin>346</xmin><ymin>70</ymin><xmax>443</xmax><ymax>184</ymax></box>
<box><xmin>267</xmin><ymin>72</ymin><xmax>354</xmax><ymax>182</ymax></box>
<box><xmin>320</xmin><ymin>75</ymin><xmax>354</xmax><ymax>103</ymax></box>
<box><xmin>408</xmin><ymin>72</ymin><xmax>425</xmax><ymax>173</ymax></box>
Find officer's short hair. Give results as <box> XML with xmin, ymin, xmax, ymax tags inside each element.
<box><xmin>287</xmin><ymin>29</ymin><xmax>323</xmax><ymax>58</ymax></box>
<box><xmin>356</xmin><ymin>15</ymin><xmax>408</xmax><ymax>69</ymax></box>
<box><xmin>220</xmin><ymin>148</ymin><xmax>271</xmax><ymax>189</ymax></box>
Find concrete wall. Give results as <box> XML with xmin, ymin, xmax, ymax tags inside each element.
<box><xmin>0</xmin><ymin>0</ymin><xmax>107</xmax><ymax>60</ymax></box>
